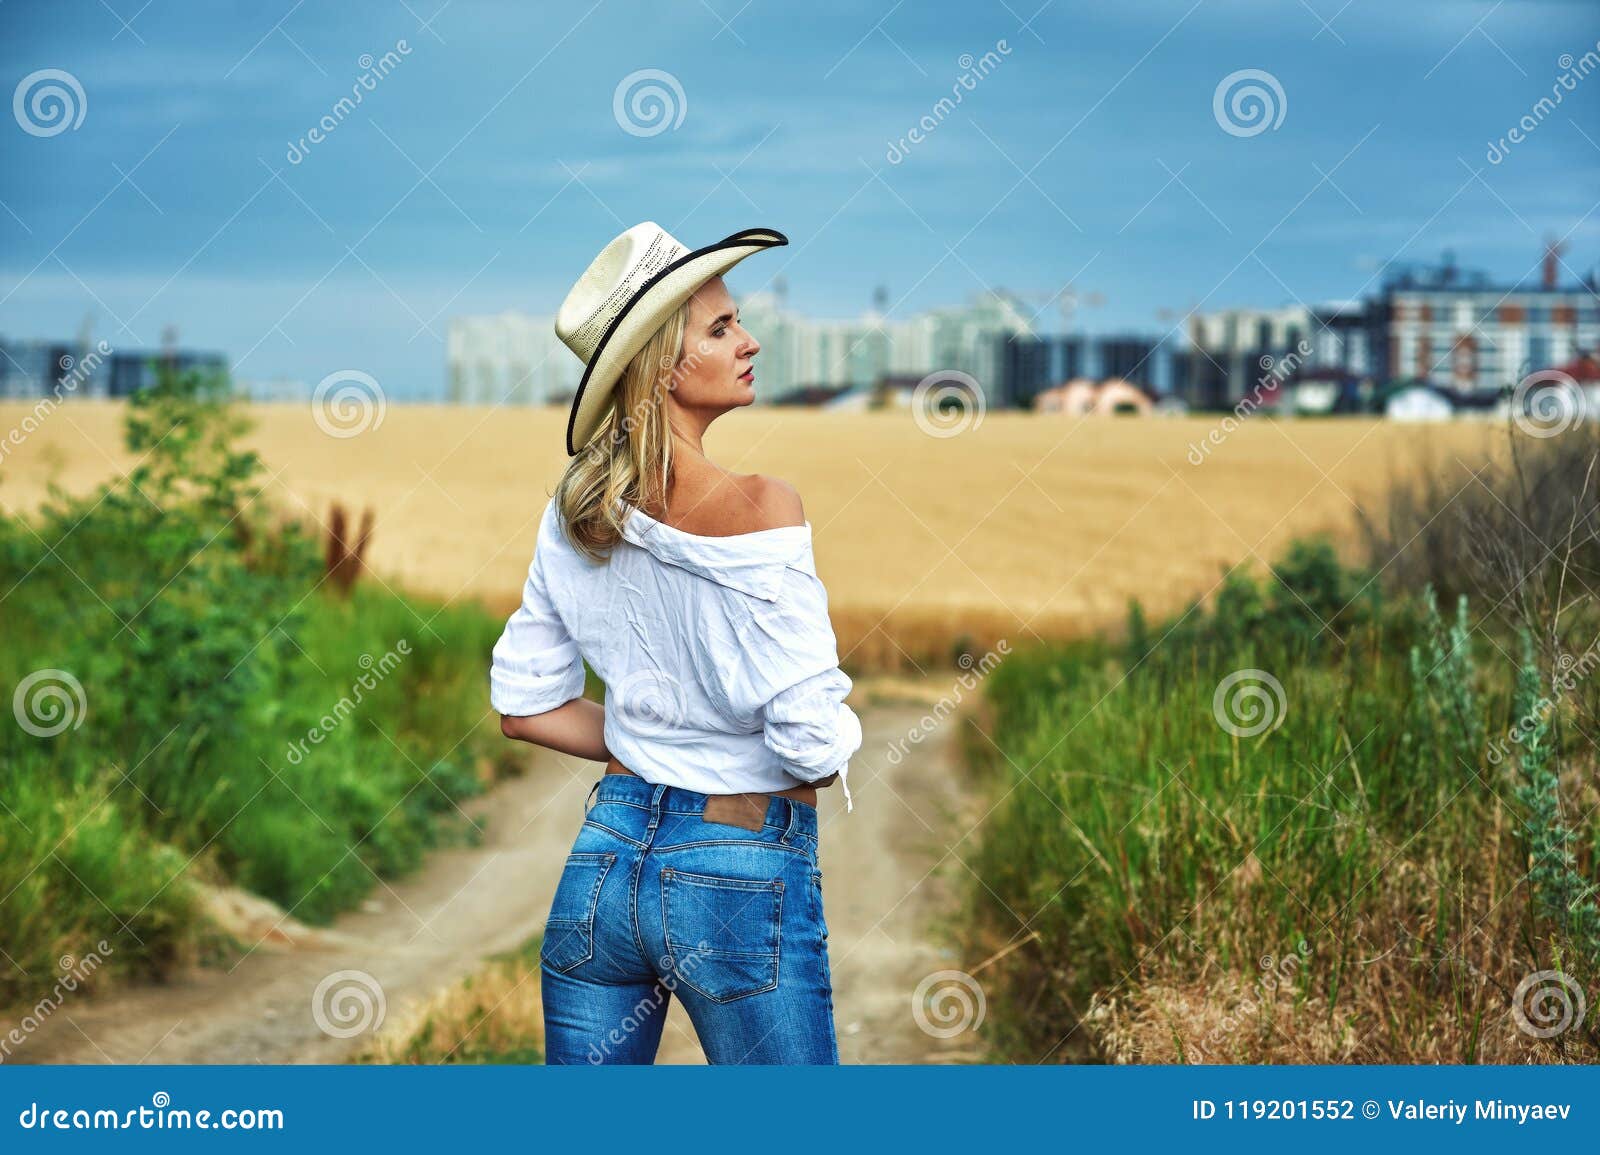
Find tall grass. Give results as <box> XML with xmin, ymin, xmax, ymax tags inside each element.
<box><xmin>962</xmin><ymin>531</ymin><xmax>1600</xmax><ymax>1063</ymax></box>
<box><xmin>0</xmin><ymin>368</ymin><xmax>517</xmax><ymax>1010</ymax></box>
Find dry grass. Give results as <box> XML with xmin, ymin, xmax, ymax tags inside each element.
<box><xmin>349</xmin><ymin>948</ymin><xmax>544</xmax><ymax>1064</ymax></box>
<box><xmin>0</xmin><ymin>401</ymin><xmax>1512</xmax><ymax>671</ymax></box>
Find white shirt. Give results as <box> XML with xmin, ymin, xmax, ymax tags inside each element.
<box><xmin>490</xmin><ymin>496</ymin><xmax>861</xmax><ymax>812</ymax></box>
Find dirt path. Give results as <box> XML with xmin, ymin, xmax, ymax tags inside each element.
<box><xmin>13</xmin><ymin>676</ymin><xmax>986</xmax><ymax>1064</ymax></box>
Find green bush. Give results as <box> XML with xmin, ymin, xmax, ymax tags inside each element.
<box><xmin>0</xmin><ymin>367</ymin><xmax>505</xmax><ymax>1008</ymax></box>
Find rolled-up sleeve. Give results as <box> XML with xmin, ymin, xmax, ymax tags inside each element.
<box><xmin>761</xmin><ymin>667</ymin><xmax>862</xmax><ymax>785</ymax></box>
<box><xmin>721</xmin><ymin>563</ymin><xmax>863</xmax><ymax>809</ymax></box>
<box><xmin>490</xmin><ymin>531</ymin><xmax>586</xmax><ymax>717</ymax></box>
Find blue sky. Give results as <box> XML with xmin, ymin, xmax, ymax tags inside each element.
<box><xmin>2</xmin><ymin>0</ymin><xmax>1597</xmax><ymax>398</ymax></box>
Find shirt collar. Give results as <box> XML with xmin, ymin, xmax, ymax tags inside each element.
<box><xmin>615</xmin><ymin>499</ymin><xmax>813</xmax><ymax>602</ymax></box>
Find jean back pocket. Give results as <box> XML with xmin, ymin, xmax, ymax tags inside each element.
<box><xmin>660</xmin><ymin>867</ymin><xmax>782</xmax><ymax>1003</ymax></box>
<box><xmin>541</xmin><ymin>851</ymin><xmax>616</xmax><ymax>972</ymax></box>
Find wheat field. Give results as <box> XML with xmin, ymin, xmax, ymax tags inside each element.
<box><xmin>0</xmin><ymin>400</ymin><xmax>1514</xmax><ymax>670</ymax></box>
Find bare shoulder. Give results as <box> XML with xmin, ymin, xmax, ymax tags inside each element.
<box><xmin>733</xmin><ymin>474</ymin><xmax>805</xmax><ymax>533</ymax></box>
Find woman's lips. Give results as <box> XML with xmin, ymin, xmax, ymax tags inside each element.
<box><xmin>738</xmin><ymin>369</ymin><xmax>754</xmax><ymax>382</ymax></box>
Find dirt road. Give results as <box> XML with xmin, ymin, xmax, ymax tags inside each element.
<box><xmin>11</xmin><ymin>677</ymin><xmax>987</xmax><ymax>1064</ymax></box>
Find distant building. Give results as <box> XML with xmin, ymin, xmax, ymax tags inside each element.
<box><xmin>995</xmin><ymin>331</ymin><xmax>1186</xmax><ymax>408</ymax></box>
<box><xmin>1370</xmin><ymin>259</ymin><xmax>1599</xmax><ymax>394</ymax></box>
<box><xmin>106</xmin><ymin>349</ymin><xmax>228</xmax><ymax>397</ymax></box>
<box><xmin>0</xmin><ymin>336</ymin><xmax>226</xmax><ymax>399</ymax></box>
<box><xmin>0</xmin><ymin>338</ymin><xmax>82</xmax><ymax>398</ymax></box>
<box><xmin>1187</xmin><ymin>302</ymin><xmax>1366</xmax><ymax>410</ymax></box>
<box><xmin>448</xmin><ymin>289</ymin><xmax>1035</xmax><ymax>409</ymax></box>
<box><xmin>1189</xmin><ymin>249</ymin><xmax>1599</xmax><ymax>410</ymax></box>
<box><xmin>446</xmin><ymin>312</ymin><xmax>579</xmax><ymax>406</ymax></box>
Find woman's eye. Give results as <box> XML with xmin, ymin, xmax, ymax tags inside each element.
<box><xmin>712</xmin><ymin>327</ymin><xmax>726</xmax><ymax>337</ymax></box>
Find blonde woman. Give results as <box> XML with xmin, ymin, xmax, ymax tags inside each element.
<box><xmin>491</xmin><ymin>222</ymin><xmax>861</xmax><ymax>1064</ymax></box>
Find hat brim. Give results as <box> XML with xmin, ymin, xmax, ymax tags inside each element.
<box><xmin>565</xmin><ymin>227</ymin><xmax>789</xmax><ymax>456</ymax></box>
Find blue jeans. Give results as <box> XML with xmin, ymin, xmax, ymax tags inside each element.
<box><xmin>540</xmin><ymin>773</ymin><xmax>839</xmax><ymax>1064</ymax></box>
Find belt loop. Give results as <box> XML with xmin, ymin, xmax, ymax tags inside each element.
<box><xmin>584</xmin><ymin>778</ymin><xmax>601</xmax><ymax>814</ymax></box>
<box><xmin>779</xmin><ymin>796</ymin><xmax>799</xmax><ymax>846</ymax></box>
<box><xmin>642</xmin><ymin>783</ymin><xmax>668</xmax><ymax>847</ymax></box>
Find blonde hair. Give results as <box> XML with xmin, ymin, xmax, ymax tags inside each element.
<box><xmin>553</xmin><ymin>300</ymin><xmax>689</xmax><ymax>563</ymax></box>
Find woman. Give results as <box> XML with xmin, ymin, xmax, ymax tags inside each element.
<box><xmin>490</xmin><ymin>221</ymin><xmax>863</xmax><ymax>1065</ymax></box>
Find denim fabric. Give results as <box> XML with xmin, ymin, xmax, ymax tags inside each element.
<box><xmin>540</xmin><ymin>773</ymin><xmax>838</xmax><ymax>1065</ymax></box>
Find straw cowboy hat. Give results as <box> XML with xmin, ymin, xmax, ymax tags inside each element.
<box><xmin>555</xmin><ymin>221</ymin><xmax>788</xmax><ymax>456</ymax></box>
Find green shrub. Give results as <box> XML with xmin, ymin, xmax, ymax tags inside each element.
<box><xmin>1</xmin><ymin>366</ymin><xmax>505</xmax><ymax>1007</ymax></box>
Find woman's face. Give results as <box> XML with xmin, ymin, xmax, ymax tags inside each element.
<box><xmin>668</xmin><ymin>276</ymin><xmax>761</xmax><ymax>417</ymax></box>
